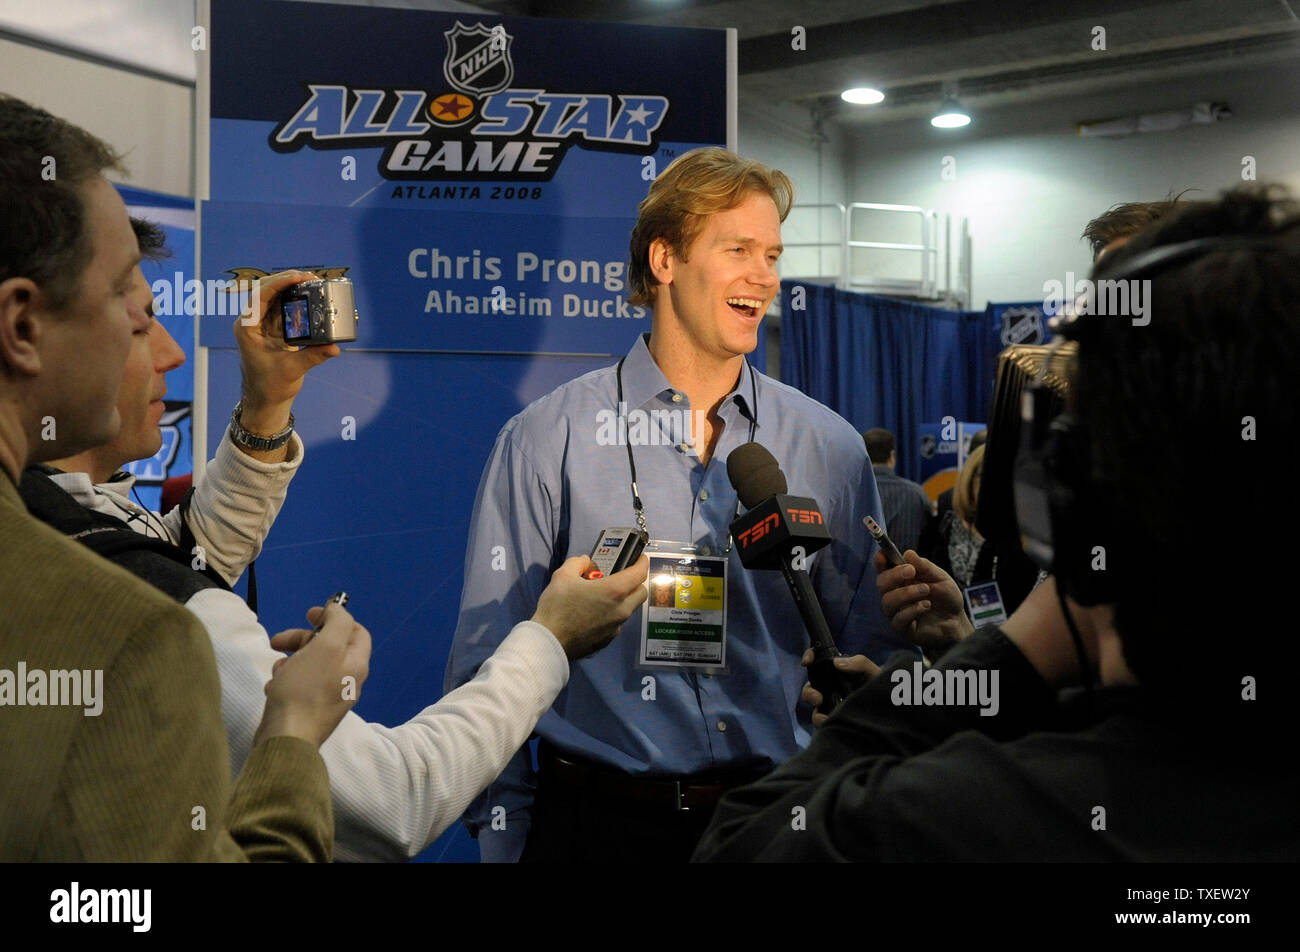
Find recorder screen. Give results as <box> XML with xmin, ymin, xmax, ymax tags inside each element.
<box><xmin>283</xmin><ymin>298</ymin><xmax>310</xmax><ymax>341</ymax></box>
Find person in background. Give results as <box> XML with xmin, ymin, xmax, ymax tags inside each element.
<box><xmin>863</xmin><ymin>427</ymin><xmax>932</xmax><ymax>555</ymax></box>
<box><xmin>935</xmin><ymin>428</ymin><xmax>987</xmax><ymax>519</ymax></box>
<box><xmin>1082</xmin><ymin>192</ymin><xmax>1191</xmax><ymax>262</ymax></box>
<box><xmin>920</xmin><ymin>445</ymin><xmax>986</xmax><ymax>593</ymax></box>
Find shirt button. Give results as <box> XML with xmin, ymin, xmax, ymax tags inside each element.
<box><xmin>671</xmin><ymin>393</ymin><xmax>682</xmax><ymax>403</ymax></box>
<box><xmin>699</xmin><ymin>490</ymin><xmax>709</xmax><ymax>501</ymax></box>
<box><xmin>716</xmin><ymin>721</ymin><xmax>727</xmax><ymax>732</ymax></box>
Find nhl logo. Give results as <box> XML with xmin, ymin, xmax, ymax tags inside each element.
<box><xmin>443</xmin><ymin>21</ymin><xmax>514</xmax><ymax>96</ymax></box>
<box><xmin>999</xmin><ymin>306</ymin><xmax>1045</xmax><ymax>347</ymax></box>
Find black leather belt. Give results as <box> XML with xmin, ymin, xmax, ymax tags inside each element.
<box><xmin>538</xmin><ymin>742</ymin><xmax>767</xmax><ymax>812</ymax></box>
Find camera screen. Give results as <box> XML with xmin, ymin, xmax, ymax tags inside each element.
<box><xmin>283</xmin><ymin>297</ymin><xmax>310</xmax><ymax>341</ymax></box>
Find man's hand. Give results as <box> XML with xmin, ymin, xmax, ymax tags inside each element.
<box><xmin>256</xmin><ymin>601</ymin><xmax>371</xmax><ymax>749</ymax></box>
<box><xmin>232</xmin><ymin>270</ymin><xmax>341</xmax><ymax>459</ymax></box>
<box><xmin>532</xmin><ymin>554</ymin><xmax>649</xmax><ymax>661</ymax></box>
<box><xmin>799</xmin><ymin>648</ymin><xmax>878</xmax><ymax>727</ymax></box>
<box><xmin>876</xmin><ymin>549</ymin><xmax>973</xmax><ymax>652</ymax></box>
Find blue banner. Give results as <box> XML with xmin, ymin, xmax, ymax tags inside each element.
<box><xmin>204</xmin><ymin>0</ymin><xmax>728</xmax><ymax>357</ymax></box>
<box><xmin>209</xmin><ymin>0</ymin><xmax>724</xmax><ymax>210</ymax></box>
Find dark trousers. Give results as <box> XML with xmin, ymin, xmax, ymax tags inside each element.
<box><xmin>520</xmin><ymin>745</ymin><xmax>765</xmax><ymax>863</ymax></box>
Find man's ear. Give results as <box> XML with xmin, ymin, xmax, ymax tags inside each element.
<box><xmin>0</xmin><ymin>277</ymin><xmax>45</xmax><ymax>377</ymax></box>
<box><xmin>648</xmin><ymin>237</ymin><xmax>674</xmax><ymax>289</ymax></box>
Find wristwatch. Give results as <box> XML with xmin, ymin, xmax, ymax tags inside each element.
<box><xmin>229</xmin><ymin>400</ymin><xmax>295</xmax><ymax>451</ymax></box>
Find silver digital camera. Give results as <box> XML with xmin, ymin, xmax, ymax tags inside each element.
<box><xmin>280</xmin><ymin>277</ymin><xmax>359</xmax><ymax>346</ymax></box>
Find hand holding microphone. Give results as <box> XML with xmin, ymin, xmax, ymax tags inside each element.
<box><xmin>799</xmin><ymin>648</ymin><xmax>878</xmax><ymax>726</ymax></box>
<box><xmin>727</xmin><ymin>443</ymin><xmax>863</xmax><ymax>717</ymax></box>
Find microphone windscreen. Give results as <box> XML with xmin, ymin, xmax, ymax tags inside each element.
<box><xmin>727</xmin><ymin>442</ymin><xmax>788</xmax><ymax>508</ymax></box>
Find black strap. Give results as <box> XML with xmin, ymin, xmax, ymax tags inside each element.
<box><xmin>19</xmin><ymin>468</ymin><xmax>232</xmax><ymax>595</ymax></box>
<box><xmin>615</xmin><ymin>350</ymin><xmax>758</xmax><ymax>540</ymax></box>
<box><xmin>247</xmin><ymin>559</ymin><xmax>259</xmax><ymax>615</ymax></box>
<box><xmin>176</xmin><ymin>486</ymin><xmax>199</xmax><ymax>556</ymax></box>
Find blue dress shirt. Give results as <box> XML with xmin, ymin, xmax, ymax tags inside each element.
<box><xmin>444</xmin><ymin>333</ymin><xmax>911</xmax><ymax>861</ymax></box>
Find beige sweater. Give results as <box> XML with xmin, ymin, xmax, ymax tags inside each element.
<box><xmin>0</xmin><ymin>475</ymin><xmax>332</xmax><ymax>861</ymax></box>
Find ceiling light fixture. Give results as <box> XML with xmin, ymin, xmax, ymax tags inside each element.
<box><xmin>931</xmin><ymin>94</ymin><xmax>971</xmax><ymax>128</ymax></box>
<box><xmin>841</xmin><ymin>86</ymin><xmax>885</xmax><ymax>105</ymax></box>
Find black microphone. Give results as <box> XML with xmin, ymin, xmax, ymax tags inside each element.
<box><xmin>727</xmin><ymin>443</ymin><xmax>860</xmax><ymax>716</ymax></box>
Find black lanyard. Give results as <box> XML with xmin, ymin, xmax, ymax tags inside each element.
<box><xmin>615</xmin><ymin>354</ymin><xmax>758</xmax><ymax>546</ymax></box>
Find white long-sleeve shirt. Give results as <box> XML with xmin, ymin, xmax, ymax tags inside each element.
<box><xmin>50</xmin><ymin>434</ymin><xmax>569</xmax><ymax>861</ymax></box>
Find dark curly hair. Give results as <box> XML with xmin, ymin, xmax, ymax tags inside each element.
<box><xmin>1073</xmin><ymin>184</ymin><xmax>1300</xmax><ymax>707</ymax></box>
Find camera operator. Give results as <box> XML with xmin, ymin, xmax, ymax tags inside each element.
<box><xmin>694</xmin><ymin>185</ymin><xmax>1299</xmax><ymax>862</ymax></box>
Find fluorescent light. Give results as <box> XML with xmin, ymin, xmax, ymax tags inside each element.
<box><xmin>931</xmin><ymin>95</ymin><xmax>971</xmax><ymax>128</ymax></box>
<box><xmin>841</xmin><ymin>87</ymin><xmax>885</xmax><ymax>105</ymax></box>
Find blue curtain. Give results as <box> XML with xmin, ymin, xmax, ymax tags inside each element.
<box><xmin>779</xmin><ymin>281</ymin><xmax>999</xmax><ymax>483</ymax></box>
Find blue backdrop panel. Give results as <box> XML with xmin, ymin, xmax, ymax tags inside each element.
<box><xmin>207</xmin><ymin>346</ymin><xmax>617</xmax><ymax>862</ymax></box>
<box><xmin>779</xmin><ymin>282</ymin><xmax>999</xmax><ymax>484</ymax></box>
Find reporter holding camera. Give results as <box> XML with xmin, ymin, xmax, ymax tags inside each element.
<box><xmin>24</xmin><ymin>220</ymin><xmax>650</xmax><ymax>861</ymax></box>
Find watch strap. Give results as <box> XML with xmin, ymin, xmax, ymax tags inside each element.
<box><xmin>229</xmin><ymin>400</ymin><xmax>295</xmax><ymax>451</ymax></box>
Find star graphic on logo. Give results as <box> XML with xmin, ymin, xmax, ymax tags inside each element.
<box><xmin>430</xmin><ymin>93</ymin><xmax>475</xmax><ymax>123</ymax></box>
<box><xmin>624</xmin><ymin>103</ymin><xmax>651</xmax><ymax>125</ymax></box>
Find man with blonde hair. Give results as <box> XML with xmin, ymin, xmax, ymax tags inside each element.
<box><xmin>446</xmin><ymin>147</ymin><xmax>906</xmax><ymax>862</ymax></box>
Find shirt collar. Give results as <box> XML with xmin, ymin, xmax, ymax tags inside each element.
<box><xmin>39</xmin><ymin>466</ymin><xmax>133</xmax><ymax>505</ymax></box>
<box><xmin>104</xmin><ymin>469</ymin><xmax>137</xmax><ymax>496</ymax></box>
<box><xmin>620</xmin><ymin>333</ymin><xmax>758</xmax><ymax>425</ymax></box>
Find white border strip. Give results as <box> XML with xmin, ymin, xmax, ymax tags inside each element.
<box><xmin>726</xmin><ymin>27</ymin><xmax>738</xmax><ymax>151</ymax></box>
<box><xmin>193</xmin><ymin>0</ymin><xmax>211</xmax><ymax>480</ymax></box>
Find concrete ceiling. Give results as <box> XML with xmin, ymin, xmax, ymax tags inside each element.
<box><xmin>475</xmin><ymin>0</ymin><xmax>1300</xmax><ymax>126</ymax></box>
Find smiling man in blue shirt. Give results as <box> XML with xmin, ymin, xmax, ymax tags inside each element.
<box><xmin>445</xmin><ymin>147</ymin><xmax>908</xmax><ymax>862</ymax></box>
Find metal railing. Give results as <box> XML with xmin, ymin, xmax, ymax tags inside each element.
<box><xmin>777</xmin><ymin>201</ymin><xmax>971</xmax><ymax>308</ymax></box>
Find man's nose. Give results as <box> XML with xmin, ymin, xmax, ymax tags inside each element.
<box><xmin>153</xmin><ymin>321</ymin><xmax>186</xmax><ymax>373</ymax></box>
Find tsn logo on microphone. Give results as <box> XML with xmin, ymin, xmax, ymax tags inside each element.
<box><xmin>786</xmin><ymin>507</ymin><xmax>823</xmax><ymax>526</ymax></box>
<box><xmin>737</xmin><ymin>513</ymin><xmax>779</xmax><ymax>549</ymax></box>
<box><xmin>736</xmin><ymin>506</ymin><xmax>825</xmax><ymax>550</ymax></box>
